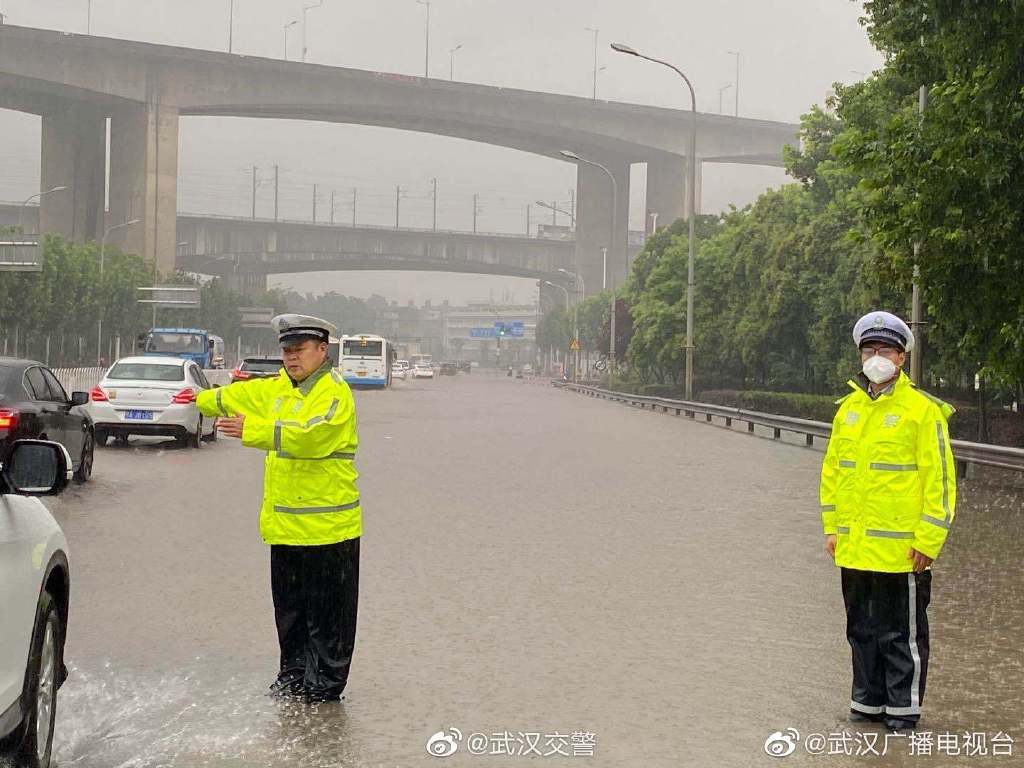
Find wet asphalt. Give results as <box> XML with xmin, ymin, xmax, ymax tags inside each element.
<box><xmin>37</xmin><ymin>373</ymin><xmax>1023</xmax><ymax>767</ymax></box>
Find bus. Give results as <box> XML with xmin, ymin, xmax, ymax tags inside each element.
<box><xmin>339</xmin><ymin>334</ymin><xmax>394</xmax><ymax>388</ymax></box>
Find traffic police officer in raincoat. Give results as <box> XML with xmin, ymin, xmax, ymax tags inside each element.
<box><xmin>197</xmin><ymin>314</ymin><xmax>360</xmax><ymax>703</ymax></box>
<box><xmin>820</xmin><ymin>311</ymin><xmax>956</xmax><ymax>733</ymax></box>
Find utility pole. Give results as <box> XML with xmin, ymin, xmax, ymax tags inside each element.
<box><xmin>909</xmin><ymin>84</ymin><xmax>927</xmax><ymax>384</ymax></box>
<box><xmin>312</xmin><ymin>183</ymin><xmax>318</xmax><ymax>223</ymax></box>
<box><xmin>395</xmin><ymin>185</ymin><xmax>401</xmax><ymax>228</ymax></box>
<box><xmin>228</xmin><ymin>0</ymin><xmax>234</xmax><ymax>53</ymax></box>
<box><xmin>251</xmin><ymin>165</ymin><xmax>257</xmax><ymax>219</ymax></box>
<box><xmin>526</xmin><ymin>204</ymin><xmax>531</xmax><ymax>237</ymax></box>
<box><xmin>352</xmin><ymin>187</ymin><xmax>357</xmax><ymax>226</ymax></box>
<box><xmin>551</xmin><ymin>200</ymin><xmax>557</xmax><ymax>227</ymax></box>
<box><xmin>273</xmin><ymin>165</ymin><xmax>279</xmax><ymax>221</ymax></box>
<box><xmin>569</xmin><ymin>189</ymin><xmax>576</xmax><ymax>226</ymax></box>
<box><xmin>432</xmin><ymin>177</ymin><xmax>438</xmax><ymax>231</ymax></box>
<box><xmin>473</xmin><ymin>194</ymin><xmax>478</xmax><ymax>234</ymax></box>
<box><xmin>330</xmin><ymin>189</ymin><xmax>336</xmax><ymax>224</ymax></box>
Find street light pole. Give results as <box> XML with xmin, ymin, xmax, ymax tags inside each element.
<box><xmin>559</xmin><ymin>268</ymin><xmax>585</xmax><ymax>383</ymax></box>
<box><xmin>559</xmin><ymin>150</ymin><xmax>618</xmax><ymax>380</ymax></box>
<box><xmin>98</xmin><ymin>218</ymin><xmax>140</xmax><ymax>366</ymax></box>
<box><xmin>717</xmin><ymin>83</ymin><xmax>732</xmax><ymax>114</ymax></box>
<box><xmin>535</xmin><ymin>200</ymin><xmax>575</xmax><ymax>227</ymax></box>
<box><xmin>727</xmin><ymin>50</ymin><xmax>740</xmax><ymax>116</ymax></box>
<box><xmin>449</xmin><ymin>43</ymin><xmax>462</xmax><ymax>80</ymax></box>
<box><xmin>612</xmin><ymin>42</ymin><xmax>698</xmax><ymax>399</ymax></box>
<box><xmin>228</xmin><ymin>0</ymin><xmax>234</xmax><ymax>53</ymax></box>
<box><xmin>301</xmin><ymin>0</ymin><xmax>324</xmax><ymax>63</ymax></box>
<box><xmin>417</xmin><ymin>0</ymin><xmax>431</xmax><ymax>77</ymax></box>
<box><xmin>19</xmin><ymin>185</ymin><xmax>67</xmax><ymax>234</ymax></box>
<box><xmin>283</xmin><ymin>19</ymin><xmax>297</xmax><ymax>60</ymax></box>
<box><xmin>585</xmin><ymin>27</ymin><xmax>599</xmax><ymax>99</ymax></box>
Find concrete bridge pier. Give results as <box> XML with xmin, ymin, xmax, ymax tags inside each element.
<box><xmin>573</xmin><ymin>156</ymin><xmax>630</xmax><ymax>299</ymax></box>
<box><xmin>39</xmin><ymin>101</ymin><xmax>106</xmax><ymax>242</ymax></box>
<box><xmin>646</xmin><ymin>152</ymin><xmax>688</xmax><ymax>230</ymax></box>
<box><xmin>107</xmin><ymin>101</ymin><xmax>180</xmax><ymax>276</ymax></box>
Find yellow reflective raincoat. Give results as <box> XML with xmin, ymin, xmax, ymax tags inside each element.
<box><xmin>197</xmin><ymin>361</ymin><xmax>361</xmax><ymax>546</ymax></box>
<box><xmin>820</xmin><ymin>371</ymin><xmax>956</xmax><ymax>572</ymax></box>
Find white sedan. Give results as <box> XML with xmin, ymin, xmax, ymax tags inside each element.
<box><xmin>0</xmin><ymin>439</ymin><xmax>73</xmax><ymax>768</ymax></box>
<box><xmin>412</xmin><ymin>363</ymin><xmax>434</xmax><ymax>379</ymax></box>
<box><xmin>86</xmin><ymin>356</ymin><xmax>218</xmax><ymax>448</ymax></box>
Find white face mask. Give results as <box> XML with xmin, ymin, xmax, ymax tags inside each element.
<box><xmin>862</xmin><ymin>354</ymin><xmax>898</xmax><ymax>385</ymax></box>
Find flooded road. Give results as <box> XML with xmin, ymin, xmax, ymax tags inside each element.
<box><xmin>37</xmin><ymin>375</ymin><xmax>1023</xmax><ymax>767</ymax></box>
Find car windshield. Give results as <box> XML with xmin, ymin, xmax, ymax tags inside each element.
<box><xmin>242</xmin><ymin>359</ymin><xmax>283</xmax><ymax>373</ymax></box>
<box><xmin>146</xmin><ymin>332</ymin><xmax>206</xmax><ymax>354</ymax></box>
<box><xmin>108</xmin><ymin>362</ymin><xmax>184</xmax><ymax>382</ymax></box>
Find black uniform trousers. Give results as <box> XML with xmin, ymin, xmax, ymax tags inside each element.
<box><xmin>841</xmin><ymin>567</ymin><xmax>931</xmax><ymax>722</ymax></box>
<box><xmin>270</xmin><ymin>537</ymin><xmax>360</xmax><ymax>701</ymax></box>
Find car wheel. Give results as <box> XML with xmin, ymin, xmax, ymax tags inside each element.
<box><xmin>6</xmin><ymin>591</ymin><xmax>61</xmax><ymax>768</ymax></box>
<box><xmin>73</xmin><ymin>431</ymin><xmax>94</xmax><ymax>483</ymax></box>
<box><xmin>202</xmin><ymin>417</ymin><xmax>218</xmax><ymax>443</ymax></box>
<box><xmin>191</xmin><ymin>417</ymin><xmax>203</xmax><ymax>449</ymax></box>
<box><xmin>94</xmin><ymin>428</ymin><xmax>110</xmax><ymax>448</ymax></box>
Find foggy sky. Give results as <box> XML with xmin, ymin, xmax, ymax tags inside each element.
<box><xmin>0</xmin><ymin>0</ymin><xmax>881</xmax><ymax>304</ymax></box>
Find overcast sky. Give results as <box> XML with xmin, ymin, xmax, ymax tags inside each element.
<box><xmin>0</xmin><ymin>0</ymin><xmax>882</xmax><ymax>304</ymax></box>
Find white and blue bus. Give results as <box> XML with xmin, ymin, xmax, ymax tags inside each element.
<box><xmin>339</xmin><ymin>334</ymin><xmax>393</xmax><ymax>388</ymax></box>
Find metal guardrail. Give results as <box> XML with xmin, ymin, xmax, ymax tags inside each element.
<box><xmin>554</xmin><ymin>382</ymin><xmax>1024</xmax><ymax>474</ymax></box>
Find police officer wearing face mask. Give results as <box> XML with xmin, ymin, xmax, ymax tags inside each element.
<box><xmin>819</xmin><ymin>311</ymin><xmax>957</xmax><ymax>734</ymax></box>
<box><xmin>196</xmin><ymin>314</ymin><xmax>361</xmax><ymax>704</ymax></box>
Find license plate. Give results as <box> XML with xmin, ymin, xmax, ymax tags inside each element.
<box><xmin>125</xmin><ymin>410</ymin><xmax>154</xmax><ymax>420</ymax></box>
<box><xmin>357</xmin><ymin>371</ymin><xmax>367</xmax><ymax>377</ymax></box>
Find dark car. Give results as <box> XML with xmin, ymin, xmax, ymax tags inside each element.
<box><xmin>230</xmin><ymin>357</ymin><xmax>284</xmax><ymax>382</ymax></box>
<box><xmin>439</xmin><ymin>362</ymin><xmax>458</xmax><ymax>376</ymax></box>
<box><xmin>0</xmin><ymin>358</ymin><xmax>94</xmax><ymax>482</ymax></box>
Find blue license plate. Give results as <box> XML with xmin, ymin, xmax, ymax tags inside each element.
<box><xmin>125</xmin><ymin>410</ymin><xmax>154</xmax><ymax>421</ymax></box>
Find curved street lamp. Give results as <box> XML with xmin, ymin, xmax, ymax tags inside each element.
<box><xmin>19</xmin><ymin>186</ymin><xmax>67</xmax><ymax>234</ymax></box>
<box><xmin>611</xmin><ymin>41</ymin><xmax>698</xmax><ymax>399</ymax></box>
<box><xmin>559</xmin><ymin>149</ymin><xmax>619</xmax><ymax>380</ymax></box>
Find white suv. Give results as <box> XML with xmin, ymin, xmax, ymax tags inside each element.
<box><xmin>0</xmin><ymin>440</ymin><xmax>74</xmax><ymax>768</ymax></box>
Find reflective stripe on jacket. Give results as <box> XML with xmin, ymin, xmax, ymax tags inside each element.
<box><xmin>197</xmin><ymin>361</ymin><xmax>361</xmax><ymax>546</ymax></box>
<box><xmin>819</xmin><ymin>371</ymin><xmax>956</xmax><ymax>572</ymax></box>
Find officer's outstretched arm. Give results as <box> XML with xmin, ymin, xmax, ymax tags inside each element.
<box><xmin>819</xmin><ymin>412</ymin><xmax>842</xmax><ymax>535</ymax></box>
<box><xmin>913</xmin><ymin>403</ymin><xmax>957</xmax><ymax>559</ymax></box>
<box><xmin>241</xmin><ymin>391</ymin><xmax>355</xmax><ymax>458</ymax></box>
<box><xmin>197</xmin><ymin>378</ymin><xmax>274</xmax><ymax>419</ymax></box>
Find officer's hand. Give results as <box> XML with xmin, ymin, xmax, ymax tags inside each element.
<box><xmin>908</xmin><ymin>548</ymin><xmax>933</xmax><ymax>573</ymax></box>
<box><xmin>824</xmin><ymin>534</ymin><xmax>837</xmax><ymax>558</ymax></box>
<box><xmin>218</xmin><ymin>415</ymin><xmax>245</xmax><ymax>439</ymax></box>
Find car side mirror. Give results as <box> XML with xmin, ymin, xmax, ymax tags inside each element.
<box><xmin>70</xmin><ymin>391</ymin><xmax>89</xmax><ymax>407</ymax></box>
<box><xmin>2</xmin><ymin>440</ymin><xmax>72</xmax><ymax>496</ymax></box>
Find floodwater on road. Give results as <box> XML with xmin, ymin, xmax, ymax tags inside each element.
<box><xmin>30</xmin><ymin>375</ymin><xmax>1023</xmax><ymax>767</ymax></box>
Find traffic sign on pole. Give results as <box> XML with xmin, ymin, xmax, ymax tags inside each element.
<box><xmin>238</xmin><ymin>306</ymin><xmax>275</xmax><ymax>328</ymax></box>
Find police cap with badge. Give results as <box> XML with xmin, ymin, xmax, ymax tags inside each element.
<box><xmin>272</xmin><ymin>314</ymin><xmax>339</xmax><ymax>347</ymax></box>
<box><xmin>852</xmin><ymin>311</ymin><xmax>915</xmax><ymax>352</ymax></box>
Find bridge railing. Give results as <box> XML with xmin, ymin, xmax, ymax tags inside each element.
<box><xmin>553</xmin><ymin>381</ymin><xmax>1024</xmax><ymax>475</ymax></box>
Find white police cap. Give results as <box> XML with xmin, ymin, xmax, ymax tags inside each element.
<box><xmin>853</xmin><ymin>310</ymin><xmax>914</xmax><ymax>352</ymax></box>
<box><xmin>271</xmin><ymin>313</ymin><xmax>338</xmax><ymax>347</ymax></box>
